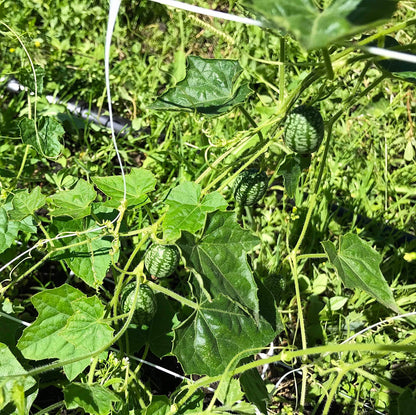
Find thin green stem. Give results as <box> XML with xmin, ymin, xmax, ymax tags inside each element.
<box><xmin>147</xmin><ymin>281</ymin><xmax>199</xmax><ymax>310</ymax></box>
<box><xmin>322</xmin><ymin>369</ymin><xmax>345</xmax><ymax>415</ymax></box>
<box><xmin>240</xmin><ymin>106</ymin><xmax>264</xmax><ymax>141</ymax></box>
<box><xmin>322</xmin><ymin>48</ymin><xmax>334</xmax><ymax>80</ymax></box>
<box><xmin>297</xmin><ymin>253</ymin><xmax>327</xmax><ymax>261</ymax></box>
<box><xmin>279</xmin><ymin>36</ymin><xmax>286</xmax><ymax>101</ymax></box>
<box><xmin>12</xmin><ymin>145</ymin><xmax>30</xmax><ymax>188</ymax></box>
<box><xmin>0</xmin><ymin>232</ymin><xmax>104</xmax><ymax>296</ymax></box>
<box><xmin>33</xmin><ymin>401</ymin><xmax>65</xmax><ymax>415</ymax></box>
<box><xmin>289</xmin><ymin>253</ymin><xmax>308</xmax><ymax>413</ymax></box>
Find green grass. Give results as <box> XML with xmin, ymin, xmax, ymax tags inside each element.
<box><xmin>1</xmin><ymin>0</ymin><xmax>416</xmax><ymax>414</ymax></box>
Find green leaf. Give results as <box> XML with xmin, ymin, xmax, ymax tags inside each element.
<box><xmin>173</xmin><ymin>295</ymin><xmax>275</xmax><ymax>376</ymax></box>
<box><xmin>240</xmin><ymin>362</ymin><xmax>269</xmax><ymax>414</ymax></box>
<box><xmin>242</xmin><ymin>0</ymin><xmax>398</xmax><ymax>50</ymax></box>
<box><xmin>19</xmin><ymin>116</ymin><xmax>65</xmax><ymax>158</ymax></box>
<box><xmin>150</xmin><ymin>56</ymin><xmax>252</xmax><ymax>117</ymax></box>
<box><xmin>322</xmin><ymin>233</ymin><xmax>400</xmax><ymax>313</ymax></box>
<box><xmin>51</xmin><ymin>214</ymin><xmax>117</xmax><ymax>288</ymax></box>
<box><xmin>17</xmin><ymin>65</ymin><xmax>45</xmax><ymax>94</ymax></box>
<box><xmin>0</xmin><ymin>206</ymin><xmax>19</xmax><ymax>254</ymax></box>
<box><xmin>278</xmin><ymin>154</ymin><xmax>311</xmax><ymax>198</ymax></box>
<box><xmin>10</xmin><ymin>187</ymin><xmax>46</xmax><ymax>221</ymax></box>
<box><xmin>145</xmin><ymin>393</ymin><xmax>204</xmax><ymax>415</ymax></box>
<box><xmin>145</xmin><ymin>396</ymin><xmax>170</xmax><ymax>415</ymax></box>
<box><xmin>92</xmin><ymin>168</ymin><xmax>156</xmax><ymax>208</ymax></box>
<box><xmin>64</xmin><ymin>383</ymin><xmax>120</xmax><ymax>415</ymax></box>
<box><xmin>0</xmin><ymin>343</ymin><xmax>38</xmax><ymax>414</ymax></box>
<box><xmin>397</xmin><ymin>389</ymin><xmax>416</xmax><ymax>415</ymax></box>
<box><xmin>17</xmin><ymin>284</ymin><xmax>113</xmax><ymax>380</ymax></box>
<box><xmin>163</xmin><ymin>182</ymin><xmax>228</xmax><ymax>240</ymax></box>
<box><xmin>48</xmin><ymin>179</ymin><xmax>97</xmax><ymax>219</ymax></box>
<box><xmin>177</xmin><ymin>211</ymin><xmax>260</xmax><ymax>314</ymax></box>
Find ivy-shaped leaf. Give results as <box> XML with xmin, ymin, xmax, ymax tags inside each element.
<box><xmin>173</xmin><ymin>295</ymin><xmax>275</xmax><ymax>376</ymax></box>
<box><xmin>17</xmin><ymin>65</ymin><xmax>45</xmax><ymax>94</ymax></box>
<box><xmin>0</xmin><ymin>206</ymin><xmax>19</xmax><ymax>254</ymax></box>
<box><xmin>51</xmin><ymin>213</ymin><xmax>117</xmax><ymax>288</ymax></box>
<box><xmin>19</xmin><ymin>116</ymin><xmax>65</xmax><ymax>158</ymax></box>
<box><xmin>0</xmin><ymin>343</ymin><xmax>38</xmax><ymax>414</ymax></box>
<box><xmin>48</xmin><ymin>179</ymin><xmax>97</xmax><ymax>219</ymax></box>
<box><xmin>322</xmin><ymin>233</ymin><xmax>400</xmax><ymax>313</ymax></box>
<box><xmin>10</xmin><ymin>187</ymin><xmax>46</xmax><ymax>220</ymax></box>
<box><xmin>92</xmin><ymin>168</ymin><xmax>156</xmax><ymax>208</ymax></box>
<box><xmin>150</xmin><ymin>56</ymin><xmax>252</xmax><ymax>117</ymax></box>
<box><xmin>17</xmin><ymin>284</ymin><xmax>113</xmax><ymax>381</ymax></box>
<box><xmin>163</xmin><ymin>182</ymin><xmax>228</xmax><ymax>240</ymax></box>
<box><xmin>64</xmin><ymin>383</ymin><xmax>120</xmax><ymax>415</ymax></box>
<box><xmin>177</xmin><ymin>211</ymin><xmax>260</xmax><ymax>314</ymax></box>
<box><xmin>242</xmin><ymin>0</ymin><xmax>398</xmax><ymax>50</ymax></box>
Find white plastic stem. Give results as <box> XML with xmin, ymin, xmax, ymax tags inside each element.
<box><xmin>149</xmin><ymin>0</ymin><xmax>264</xmax><ymax>27</ymax></box>
<box><xmin>364</xmin><ymin>46</ymin><xmax>416</xmax><ymax>64</ymax></box>
<box><xmin>106</xmin><ymin>0</ymin><xmax>127</xmax><ymax>203</ymax></box>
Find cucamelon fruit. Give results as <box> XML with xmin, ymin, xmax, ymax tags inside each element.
<box><xmin>284</xmin><ymin>105</ymin><xmax>324</xmax><ymax>154</ymax></box>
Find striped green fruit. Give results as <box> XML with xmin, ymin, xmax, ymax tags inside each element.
<box><xmin>120</xmin><ymin>283</ymin><xmax>157</xmax><ymax>325</ymax></box>
<box><xmin>233</xmin><ymin>169</ymin><xmax>268</xmax><ymax>206</ymax></box>
<box><xmin>284</xmin><ymin>105</ymin><xmax>324</xmax><ymax>154</ymax></box>
<box><xmin>144</xmin><ymin>244</ymin><xmax>180</xmax><ymax>278</ymax></box>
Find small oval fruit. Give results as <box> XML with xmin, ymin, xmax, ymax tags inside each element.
<box><xmin>120</xmin><ymin>283</ymin><xmax>157</xmax><ymax>326</ymax></box>
<box><xmin>233</xmin><ymin>169</ymin><xmax>268</xmax><ymax>206</ymax></box>
<box><xmin>144</xmin><ymin>244</ymin><xmax>180</xmax><ymax>278</ymax></box>
<box><xmin>284</xmin><ymin>105</ymin><xmax>324</xmax><ymax>154</ymax></box>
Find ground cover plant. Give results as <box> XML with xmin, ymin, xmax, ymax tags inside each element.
<box><xmin>1</xmin><ymin>0</ymin><xmax>416</xmax><ymax>413</ymax></box>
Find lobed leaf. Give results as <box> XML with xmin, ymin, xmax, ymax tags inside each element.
<box><xmin>10</xmin><ymin>187</ymin><xmax>46</xmax><ymax>221</ymax></box>
<box><xmin>173</xmin><ymin>295</ymin><xmax>275</xmax><ymax>376</ymax></box>
<box><xmin>0</xmin><ymin>206</ymin><xmax>19</xmax><ymax>255</ymax></box>
<box><xmin>17</xmin><ymin>284</ymin><xmax>113</xmax><ymax>380</ymax></box>
<box><xmin>242</xmin><ymin>0</ymin><xmax>398</xmax><ymax>50</ymax></box>
<box><xmin>150</xmin><ymin>56</ymin><xmax>252</xmax><ymax>117</ymax></box>
<box><xmin>322</xmin><ymin>233</ymin><xmax>400</xmax><ymax>313</ymax></box>
<box><xmin>177</xmin><ymin>211</ymin><xmax>260</xmax><ymax>314</ymax></box>
<box><xmin>64</xmin><ymin>383</ymin><xmax>120</xmax><ymax>415</ymax></box>
<box><xmin>163</xmin><ymin>181</ymin><xmax>227</xmax><ymax>240</ymax></box>
<box><xmin>92</xmin><ymin>168</ymin><xmax>156</xmax><ymax>208</ymax></box>
<box><xmin>48</xmin><ymin>179</ymin><xmax>97</xmax><ymax>219</ymax></box>
<box><xmin>51</xmin><ymin>214</ymin><xmax>117</xmax><ymax>288</ymax></box>
<box><xmin>0</xmin><ymin>343</ymin><xmax>38</xmax><ymax>414</ymax></box>
<box><xmin>19</xmin><ymin>116</ymin><xmax>64</xmax><ymax>158</ymax></box>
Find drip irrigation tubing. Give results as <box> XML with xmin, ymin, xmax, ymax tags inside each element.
<box><xmin>2</xmin><ymin>77</ymin><xmax>136</xmax><ymax>137</ymax></box>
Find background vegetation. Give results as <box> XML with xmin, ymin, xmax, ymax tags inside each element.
<box><xmin>0</xmin><ymin>0</ymin><xmax>416</xmax><ymax>414</ymax></box>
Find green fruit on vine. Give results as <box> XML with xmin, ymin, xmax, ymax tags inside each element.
<box><xmin>233</xmin><ymin>169</ymin><xmax>268</xmax><ymax>206</ymax></box>
<box><xmin>284</xmin><ymin>105</ymin><xmax>324</xmax><ymax>154</ymax></box>
<box><xmin>120</xmin><ymin>283</ymin><xmax>157</xmax><ymax>326</ymax></box>
<box><xmin>144</xmin><ymin>243</ymin><xmax>180</xmax><ymax>278</ymax></box>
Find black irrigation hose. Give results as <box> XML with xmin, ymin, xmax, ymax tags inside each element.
<box><xmin>3</xmin><ymin>78</ymin><xmax>415</xmax><ymax>245</ymax></box>
<box><xmin>4</xmin><ymin>78</ymin><xmax>134</xmax><ymax>136</ymax></box>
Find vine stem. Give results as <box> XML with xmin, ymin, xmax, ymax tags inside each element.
<box><xmin>322</xmin><ymin>47</ymin><xmax>334</xmax><ymax>80</ymax></box>
<box><xmin>240</xmin><ymin>106</ymin><xmax>264</xmax><ymax>141</ymax></box>
<box><xmin>147</xmin><ymin>281</ymin><xmax>199</xmax><ymax>310</ymax></box>
<box><xmin>288</xmin><ymin>252</ymin><xmax>308</xmax><ymax>412</ymax></box>
<box><xmin>279</xmin><ymin>36</ymin><xmax>286</xmax><ymax>101</ymax></box>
